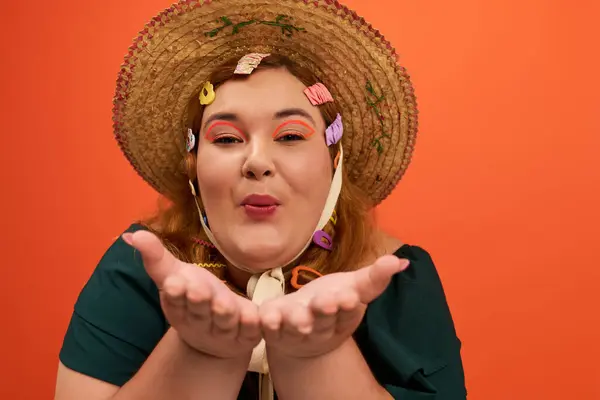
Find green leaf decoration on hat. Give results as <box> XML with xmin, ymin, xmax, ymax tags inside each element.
<box><xmin>366</xmin><ymin>80</ymin><xmax>388</xmax><ymax>154</ymax></box>
<box><xmin>204</xmin><ymin>15</ymin><xmax>305</xmax><ymax>38</ymax></box>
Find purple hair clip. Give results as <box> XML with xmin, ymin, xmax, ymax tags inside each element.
<box><xmin>325</xmin><ymin>114</ymin><xmax>343</xmax><ymax>146</ymax></box>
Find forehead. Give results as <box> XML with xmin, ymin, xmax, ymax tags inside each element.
<box><xmin>205</xmin><ymin>68</ymin><xmax>321</xmax><ymax>124</ymax></box>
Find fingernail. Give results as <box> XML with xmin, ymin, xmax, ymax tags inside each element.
<box><xmin>399</xmin><ymin>259</ymin><xmax>410</xmax><ymax>270</ymax></box>
<box><xmin>122</xmin><ymin>232</ymin><xmax>134</xmax><ymax>245</ymax></box>
<box><xmin>298</xmin><ymin>324</ymin><xmax>313</xmax><ymax>335</ymax></box>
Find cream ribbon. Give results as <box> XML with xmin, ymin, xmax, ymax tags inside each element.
<box><xmin>246</xmin><ymin>268</ymin><xmax>285</xmax><ymax>400</ymax></box>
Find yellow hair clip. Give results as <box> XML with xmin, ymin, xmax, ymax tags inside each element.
<box><xmin>199</xmin><ymin>81</ymin><xmax>215</xmax><ymax>105</ymax></box>
<box><xmin>195</xmin><ymin>262</ymin><xmax>226</xmax><ymax>269</ymax></box>
<box><xmin>330</xmin><ymin>210</ymin><xmax>337</xmax><ymax>225</ymax></box>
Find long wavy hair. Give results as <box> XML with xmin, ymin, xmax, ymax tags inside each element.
<box><xmin>143</xmin><ymin>54</ymin><xmax>377</xmax><ymax>293</ymax></box>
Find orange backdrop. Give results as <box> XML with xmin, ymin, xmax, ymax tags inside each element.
<box><xmin>1</xmin><ymin>0</ymin><xmax>599</xmax><ymax>398</ymax></box>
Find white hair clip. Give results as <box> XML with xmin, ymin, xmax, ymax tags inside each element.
<box><xmin>186</xmin><ymin>128</ymin><xmax>196</xmax><ymax>152</ymax></box>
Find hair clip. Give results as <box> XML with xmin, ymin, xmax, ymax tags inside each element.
<box><xmin>234</xmin><ymin>53</ymin><xmax>270</xmax><ymax>75</ymax></box>
<box><xmin>195</xmin><ymin>262</ymin><xmax>226</xmax><ymax>269</ymax></box>
<box><xmin>312</xmin><ymin>230</ymin><xmax>333</xmax><ymax>251</ymax></box>
<box><xmin>334</xmin><ymin>150</ymin><xmax>341</xmax><ymax>169</ymax></box>
<box><xmin>291</xmin><ymin>266</ymin><xmax>323</xmax><ymax>289</ymax></box>
<box><xmin>186</xmin><ymin>128</ymin><xmax>196</xmax><ymax>152</ymax></box>
<box><xmin>192</xmin><ymin>238</ymin><xmax>215</xmax><ymax>248</ymax></box>
<box><xmin>304</xmin><ymin>83</ymin><xmax>334</xmax><ymax>106</ymax></box>
<box><xmin>199</xmin><ymin>81</ymin><xmax>215</xmax><ymax>105</ymax></box>
<box><xmin>330</xmin><ymin>210</ymin><xmax>338</xmax><ymax>225</ymax></box>
<box><xmin>201</xmin><ymin>212</ymin><xmax>210</xmax><ymax>229</ymax></box>
<box><xmin>325</xmin><ymin>113</ymin><xmax>343</xmax><ymax>146</ymax></box>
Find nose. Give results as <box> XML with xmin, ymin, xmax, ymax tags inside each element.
<box><xmin>241</xmin><ymin>141</ymin><xmax>275</xmax><ymax>180</ymax></box>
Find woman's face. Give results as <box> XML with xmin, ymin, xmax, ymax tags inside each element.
<box><xmin>196</xmin><ymin>68</ymin><xmax>333</xmax><ymax>272</ymax></box>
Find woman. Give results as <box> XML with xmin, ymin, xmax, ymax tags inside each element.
<box><xmin>56</xmin><ymin>0</ymin><xmax>466</xmax><ymax>399</ymax></box>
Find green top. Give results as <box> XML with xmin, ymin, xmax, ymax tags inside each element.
<box><xmin>59</xmin><ymin>224</ymin><xmax>466</xmax><ymax>399</ymax></box>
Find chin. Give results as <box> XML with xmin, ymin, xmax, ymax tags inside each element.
<box><xmin>235</xmin><ymin>240</ymin><xmax>289</xmax><ymax>270</ymax></box>
<box><xmin>228</xmin><ymin>226</ymin><xmax>297</xmax><ymax>271</ymax></box>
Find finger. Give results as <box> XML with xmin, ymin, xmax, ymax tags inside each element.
<box><xmin>210</xmin><ymin>288</ymin><xmax>239</xmax><ymax>337</ymax></box>
<box><xmin>160</xmin><ymin>274</ymin><xmax>188</xmax><ymax>325</ymax></box>
<box><xmin>259</xmin><ymin>301</ymin><xmax>284</xmax><ymax>341</ymax></box>
<box><xmin>310</xmin><ymin>291</ymin><xmax>338</xmax><ymax>335</ymax></box>
<box><xmin>354</xmin><ymin>256</ymin><xmax>410</xmax><ymax>304</ymax></box>
<box><xmin>184</xmin><ymin>274</ymin><xmax>213</xmax><ymax>321</ymax></box>
<box><xmin>162</xmin><ymin>274</ymin><xmax>188</xmax><ymax>307</ymax></box>
<box><xmin>335</xmin><ymin>290</ymin><xmax>363</xmax><ymax>333</ymax></box>
<box><xmin>282</xmin><ymin>302</ymin><xmax>313</xmax><ymax>337</ymax></box>
<box><xmin>237</xmin><ymin>297</ymin><xmax>261</xmax><ymax>344</ymax></box>
<box><xmin>122</xmin><ymin>231</ymin><xmax>180</xmax><ymax>287</ymax></box>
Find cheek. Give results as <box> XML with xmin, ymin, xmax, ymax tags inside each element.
<box><xmin>280</xmin><ymin>148</ymin><xmax>332</xmax><ymax>196</ymax></box>
<box><xmin>195</xmin><ymin>148</ymin><xmax>239</xmax><ymax>199</ymax></box>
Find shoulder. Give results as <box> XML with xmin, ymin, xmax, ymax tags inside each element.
<box><xmin>80</xmin><ymin>223</ymin><xmax>154</xmax><ymax>297</ymax></box>
<box><xmin>356</xmin><ymin>242</ymin><xmax>466</xmax><ymax>397</ymax></box>
<box><xmin>60</xmin><ymin>222</ymin><xmax>167</xmax><ymax>386</ymax></box>
<box><xmin>370</xmin><ymin>228</ymin><xmax>443</xmax><ymax>283</ymax></box>
<box><xmin>73</xmin><ymin>222</ymin><xmax>165</xmax><ymax>349</ymax></box>
<box><xmin>96</xmin><ymin>223</ymin><xmax>149</xmax><ymax>269</ymax></box>
<box><xmin>357</xmin><ymin>229</ymin><xmax>404</xmax><ymax>267</ymax></box>
<box><xmin>376</xmin><ymin>229</ymin><xmax>405</xmax><ymax>256</ymax></box>
<box><xmin>363</xmin><ymin>239</ymin><xmax>461</xmax><ymax>354</ymax></box>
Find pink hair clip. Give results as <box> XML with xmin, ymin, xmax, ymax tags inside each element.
<box><xmin>304</xmin><ymin>83</ymin><xmax>334</xmax><ymax>105</ymax></box>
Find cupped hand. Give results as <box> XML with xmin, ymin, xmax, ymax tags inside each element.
<box><xmin>122</xmin><ymin>231</ymin><xmax>261</xmax><ymax>359</ymax></box>
<box><xmin>258</xmin><ymin>255</ymin><xmax>410</xmax><ymax>358</ymax></box>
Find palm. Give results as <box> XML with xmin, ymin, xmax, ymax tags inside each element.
<box><xmin>259</xmin><ymin>255</ymin><xmax>409</xmax><ymax>358</ymax></box>
<box><xmin>123</xmin><ymin>231</ymin><xmax>261</xmax><ymax>358</ymax></box>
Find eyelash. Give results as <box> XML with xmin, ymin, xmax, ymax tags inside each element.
<box><xmin>211</xmin><ymin>132</ymin><xmax>306</xmax><ymax>144</ymax></box>
<box><xmin>212</xmin><ymin>135</ymin><xmax>242</xmax><ymax>144</ymax></box>
<box><xmin>275</xmin><ymin>132</ymin><xmax>306</xmax><ymax>141</ymax></box>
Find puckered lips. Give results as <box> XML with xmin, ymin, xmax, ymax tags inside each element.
<box><xmin>241</xmin><ymin>194</ymin><xmax>280</xmax><ymax>219</ymax></box>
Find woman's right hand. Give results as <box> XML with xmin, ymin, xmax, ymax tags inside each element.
<box><xmin>122</xmin><ymin>230</ymin><xmax>261</xmax><ymax>359</ymax></box>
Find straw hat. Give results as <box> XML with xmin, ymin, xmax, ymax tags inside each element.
<box><xmin>112</xmin><ymin>0</ymin><xmax>418</xmax><ymax>205</ymax></box>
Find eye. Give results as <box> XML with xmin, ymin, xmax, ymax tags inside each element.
<box><xmin>276</xmin><ymin>132</ymin><xmax>305</xmax><ymax>142</ymax></box>
<box><xmin>272</xmin><ymin>120</ymin><xmax>314</xmax><ymax>142</ymax></box>
<box><xmin>212</xmin><ymin>135</ymin><xmax>243</xmax><ymax>144</ymax></box>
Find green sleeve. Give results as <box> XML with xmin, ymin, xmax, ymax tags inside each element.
<box><xmin>59</xmin><ymin>224</ymin><xmax>167</xmax><ymax>386</ymax></box>
<box><xmin>355</xmin><ymin>245</ymin><xmax>467</xmax><ymax>399</ymax></box>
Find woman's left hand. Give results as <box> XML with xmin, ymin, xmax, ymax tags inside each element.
<box><xmin>258</xmin><ymin>255</ymin><xmax>410</xmax><ymax>359</ymax></box>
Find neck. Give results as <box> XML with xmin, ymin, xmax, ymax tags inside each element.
<box><xmin>225</xmin><ymin>264</ymin><xmax>253</xmax><ymax>294</ymax></box>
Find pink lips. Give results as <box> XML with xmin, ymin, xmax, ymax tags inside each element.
<box><xmin>241</xmin><ymin>194</ymin><xmax>280</xmax><ymax>219</ymax></box>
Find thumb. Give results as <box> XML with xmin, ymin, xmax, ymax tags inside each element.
<box><xmin>354</xmin><ymin>255</ymin><xmax>410</xmax><ymax>304</ymax></box>
<box><xmin>122</xmin><ymin>231</ymin><xmax>180</xmax><ymax>287</ymax></box>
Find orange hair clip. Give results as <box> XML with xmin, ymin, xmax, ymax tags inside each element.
<box><xmin>290</xmin><ymin>266</ymin><xmax>323</xmax><ymax>289</ymax></box>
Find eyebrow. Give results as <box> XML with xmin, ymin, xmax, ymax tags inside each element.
<box><xmin>274</xmin><ymin>108</ymin><xmax>316</xmax><ymax>125</ymax></box>
<box><xmin>202</xmin><ymin>108</ymin><xmax>316</xmax><ymax>131</ymax></box>
<box><xmin>203</xmin><ymin>112</ymin><xmax>238</xmax><ymax>131</ymax></box>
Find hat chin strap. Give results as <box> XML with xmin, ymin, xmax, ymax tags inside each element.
<box><xmin>192</xmin><ymin>148</ymin><xmax>343</xmax><ymax>400</ymax></box>
<box><xmin>194</xmin><ymin>146</ymin><xmax>343</xmax><ymax>276</ymax></box>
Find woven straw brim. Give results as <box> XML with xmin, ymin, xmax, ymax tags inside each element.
<box><xmin>112</xmin><ymin>0</ymin><xmax>418</xmax><ymax>205</ymax></box>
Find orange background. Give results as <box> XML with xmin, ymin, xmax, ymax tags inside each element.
<box><xmin>1</xmin><ymin>0</ymin><xmax>599</xmax><ymax>399</ymax></box>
